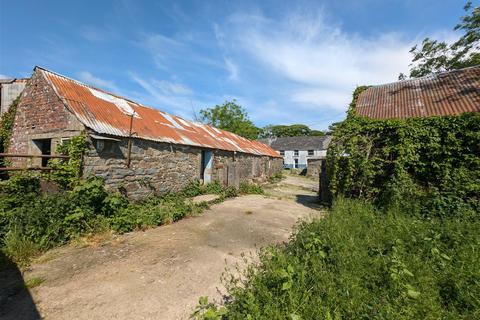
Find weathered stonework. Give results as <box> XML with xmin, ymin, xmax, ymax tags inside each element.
<box><xmin>8</xmin><ymin>68</ymin><xmax>282</xmax><ymax>200</ymax></box>
<box><xmin>212</xmin><ymin>150</ymin><xmax>282</xmax><ymax>188</ymax></box>
<box><xmin>8</xmin><ymin>70</ymin><xmax>84</xmax><ymax>167</ymax></box>
<box><xmin>83</xmin><ymin>136</ymin><xmax>203</xmax><ymax>199</ymax></box>
<box><xmin>84</xmin><ymin>135</ymin><xmax>283</xmax><ymax>199</ymax></box>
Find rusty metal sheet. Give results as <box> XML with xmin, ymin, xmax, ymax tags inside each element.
<box><xmin>38</xmin><ymin>67</ymin><xmax>280</xmax><ymax>158</ymax></box>
<box><xmin>356</xmin><ymin>66</ymin><xmax>480</xmax><ymax>119</ymax></box>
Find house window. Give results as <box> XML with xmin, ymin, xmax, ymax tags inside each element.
<box><xmin>294</xmin><ymin>150</ymin><xmax>299</xmax><ymax>156</ymax></box>
<box><xmin>308</xmin><ymin>150</ymin><xmax>314</xmax><ymax>156</ymax></box>
<box><xmin>279</xmin><ymin>150</ymin><xmax>285</xmax><ymax>156</ymax></box>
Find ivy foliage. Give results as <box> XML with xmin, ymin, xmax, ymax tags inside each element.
<box><xmin>0</xmin><ymin>96</ymin><xmax>19</xmax><ymax>152</ymax></box>
<box><xmin>48</xmin><ymin>135</ymin><xmax>89</xmax><ymax>189</ymax></box>
<box><xmin>327</xmin><ymin>88</ymin><xmax>480</xmax><ymax>217</ymax></box>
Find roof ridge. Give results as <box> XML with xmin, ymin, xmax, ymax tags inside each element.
<box><xmin>368</xmin><ymin>65</ymin><xmax>480</xmax><ymax>89</ymax></box>
<box><xmin>35</xmin><ymin>66</ymin><xmax>142</xmax><ymax>106</ymax></box>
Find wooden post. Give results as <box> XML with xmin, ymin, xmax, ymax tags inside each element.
<box><xmin>126</xmin><ymin>113</ymin><xmax>134</xmax><ymax>168</ymax></box>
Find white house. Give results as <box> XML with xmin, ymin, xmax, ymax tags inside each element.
<box><xmin>260</xmin><ymin>136</ymin><xmax>332</xmax><ymax>169</ymax></box>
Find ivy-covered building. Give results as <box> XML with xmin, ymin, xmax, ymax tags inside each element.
<box><xmin>355</xmin><ymin>66</ymin><xmax>480</xmax><ymax>119</ymax></box>
<box><xmin>7</xmin><ymin>67</ymin><xmax>282</xmax><ymax>199</ymax></box>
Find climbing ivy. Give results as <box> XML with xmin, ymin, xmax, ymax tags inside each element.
<box><xmin>0</xmin><ymin>97</ymin><xmax>19</xmax><ymax>152</ymax></box>
<box><xmin>48</xmin><ymin>135</ymin><xmax>89</xmax><ymax>189</ymax></box>
<box><xmin>0</xmin><ymin>97</ymin><xmax>20</xmax><ymax>174</ymax></box>
<box><xmin>327</xmin><ymin>88</ymin><xmax>480</xmax><ymax>218</ymax></box>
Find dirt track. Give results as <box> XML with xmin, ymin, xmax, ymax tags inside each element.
<box><xmin>4</xmin><ymin>175</ymin><xmax>322</xmax><ymax>320</ymax></box>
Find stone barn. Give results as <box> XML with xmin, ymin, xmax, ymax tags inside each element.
<box><xmin>8</xmin><ymin>67</ymin><xmax>282</xmax><ymax>199</ymax></box>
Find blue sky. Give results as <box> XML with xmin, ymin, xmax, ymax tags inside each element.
<box><xmin>0</xmin><ymin>0</ymin><xmax>468</xmax><ymax>130</ymax></box>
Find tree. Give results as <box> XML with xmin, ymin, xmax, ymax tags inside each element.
<box><xmin>199</xmin><ymin>100</ymin><xmax>260</xmax><ymax>140</ymax></box>
<box><xmin>258</xmin><ymin>124</ymin><xmax>325</xmax><ymax>138</ymax></box>
<box><xmin>409</xmin><ymin>1</ymin><xmax>479</xmax><ymax>78</ymax></box>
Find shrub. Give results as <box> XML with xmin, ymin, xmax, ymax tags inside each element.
<box><xmin>0</xmin><ymin>172</ymin><xmax>266</xmax><ymax>266</ymax></box>
<box><xmin>239</xmin><ymin>181</ymin><xmax>264</xmax><ymax>195</ymax></box>
<box><xmin>204</xmin><ymin>198</ymin><xmax>480</xmax><ymax>319</ymax></box>
<box><xmin>327</xmin><ymin>101</ymin><xmax>480</xmax><ymax>218</ymax></box>
<box><xmin>268</xmin><ymin>171</ymin><xmax>284</xmax><ymax>183</ymax></box>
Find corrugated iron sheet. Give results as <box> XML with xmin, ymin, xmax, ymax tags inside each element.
<box><xmin>356</xmin><ymin>66</ymin><xmax>480</xmax><ymax>119</ymax></box>
<box><xmin>38</xmin><ymin>67</ymin><xmax>280</xmax><ymax>158</ymax></box>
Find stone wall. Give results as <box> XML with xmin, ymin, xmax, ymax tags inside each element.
<box><xmin>83</xmin><ymin>136</ymin><xmax>203</xmax><ymax>199</ymax></box>
<box><xmin>84</xmin><ymin>135</ymin><xmax>283</xmax><ymax>199</ymax></box>
<box><xmin>8</xmin><ymin>69</ymin><xmax>84</xmax><ymax>167</ymax></box>
<box><xmin>212</xmin><ymin>150</ymin><xmax>283</xmax><ymax>188</ymax></box>
<box><xmin>306</xmin><ymin>158</ymin><xmax>323</xmax><ymax>178</ymax></box>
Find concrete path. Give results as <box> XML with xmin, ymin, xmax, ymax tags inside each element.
<box><xmin>6</xmin><ymin>176</ymin><xmax>322</xmax><ymax>320</ymax></box>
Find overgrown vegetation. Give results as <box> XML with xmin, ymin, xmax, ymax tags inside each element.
<box><xmin>193</xmin><ymin>14</ymin><xmax>480</xmax><ymax>313</ymax></box>
<box><xmin>327</xmin><ymin>90</ymin><xmax>479</xmax><ymax>218</ymax></box>
<box><xmin>0</xmin><ymin>97</ymin><xmax>20</xmax><ymax>173</ymax></box>
<box><xmin>0</xmin><ymin>169</ymin><xmax>265</xmax><ymax>267</ymax></box>
<box><xmin>193</xmin><ymin>198</ymin><xmax>480</xmax><ymax>319</ymax></box>
<box><xmin>48</xmin><ymin>134</ymin><xmax>89</xmax><ymax>188</ymax></box>
<box><xmin>193</xmin><ymin>101</ymin><xmax>479</xmax><ymax>319</ymax></box>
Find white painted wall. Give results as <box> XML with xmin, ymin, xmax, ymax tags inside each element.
<box><xmin>281</xmin><ymin>149</ymin><xmax>327</xmax><ymax>168</ymax></box>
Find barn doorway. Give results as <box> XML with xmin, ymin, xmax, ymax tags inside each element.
<box><xmin>33</xmin><ymin>139</ymin><xmax>51</xmax><ymax>167</ymax></box>
<box><xmin>201</xmin><ymin>150</ymin><xmax>213</xmax><ymax>183</ymax></box>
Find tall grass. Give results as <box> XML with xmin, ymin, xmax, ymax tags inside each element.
<box><xmin>194</xmin><ymin>198</ymin><xmax>480</xmax><ymax>319</ymax></box>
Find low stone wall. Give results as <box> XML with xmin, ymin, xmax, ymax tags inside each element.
<box><xmin>83</xmin><ymin>136</ymin><xmax>282</xmax><ymax>199</ymax></box>
<box><xmin>213</xmin><ymin>150</ymin><xmax>283</xmax><ymax>188</ymax></box>
<box><xmin>306</xmin><ymin>158</ymin><xmax>323</xmax><ymax>178</ymax></box>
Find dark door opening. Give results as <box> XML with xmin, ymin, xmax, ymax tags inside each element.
<box><xmin>294</xmin><ymin>158</ymin><xmax>299</xmax><ymax>169</ymax></box>
<box><xmin>33</xmin><ymin>139</ymin><xmax>51</xmax><ymax>167</ymax></box>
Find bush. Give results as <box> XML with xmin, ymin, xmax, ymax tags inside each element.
<box><xmin>268</xmin><ymin>171</ymin><xmax>284</xmax><ymax>183</ymax></box>
<box><xmin>205</xmin><ymin>198</ymin><xmax>480</xmax><ymax>319</ymax></box>
<box><xmin>327</xmin><ymin>109</ymin><xmax>480</xmax><ymax>218</ymax></box>
<box><xmin>239</xmin><ymin>181</ymin><xmax>264</xmax><ymax>195</ymax></box>
<box><xmin>0</xmin><ymin>172</ymin><xmax>266</xmax><ymax>266</ymax></box>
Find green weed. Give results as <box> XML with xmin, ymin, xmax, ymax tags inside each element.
<box><xmin>196</xmin><ymin>198</ymin><xmax>480</xmax><ymax>319</ymax></box>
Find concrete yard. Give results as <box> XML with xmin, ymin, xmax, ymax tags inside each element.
<box><xmin>2</xmin><ymin>175</ymin><xmax>323</xmax><ymax>320</ymax></box>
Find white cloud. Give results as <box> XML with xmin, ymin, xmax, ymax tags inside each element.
<box><xmin>0</xmin><ymin>74</ymin><xmax>10</xmax><ymax>79</ymax></box>
<box><xmin>152</xmin><ymin>79</ymin><xmax>193</xmax><ymax>96</ymax></box>
<box><xmin>222</xmin><ymin>9</ymin><xmax>416</xmax><ymax>111</ymax></box>
<box><xmin>129</xmin><ymin>72</ymin><xmax>208</xmax><ymax>119</ymax></box>
<box><xmin>137</xmin><ymin>32</ymin><xmax>222</xmax><ymax>71</ymax></box>
<box><xmin>224</xmin><ymin>57</ymin><xmax>239</xmax><ymax>81</ymax></box>
<box><xmin>78</xmin><ymin>71</ymin><xmax>120</xmax><ymax>93</ymax></box>
<box><xmin>138</xmin><ymin>33</ymin><xmax>184</xmax><ymax>70</ymax></box>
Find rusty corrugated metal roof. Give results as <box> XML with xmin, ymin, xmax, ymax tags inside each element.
<box><xmin>356</xmin><ymin>66</ymin><xmax>480</xmax><ymax>119</ymax></box>
<box><xmin>37</xmin><ymin>67</ymin><xmax>280</xmax><ymax>157</ymax></box>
